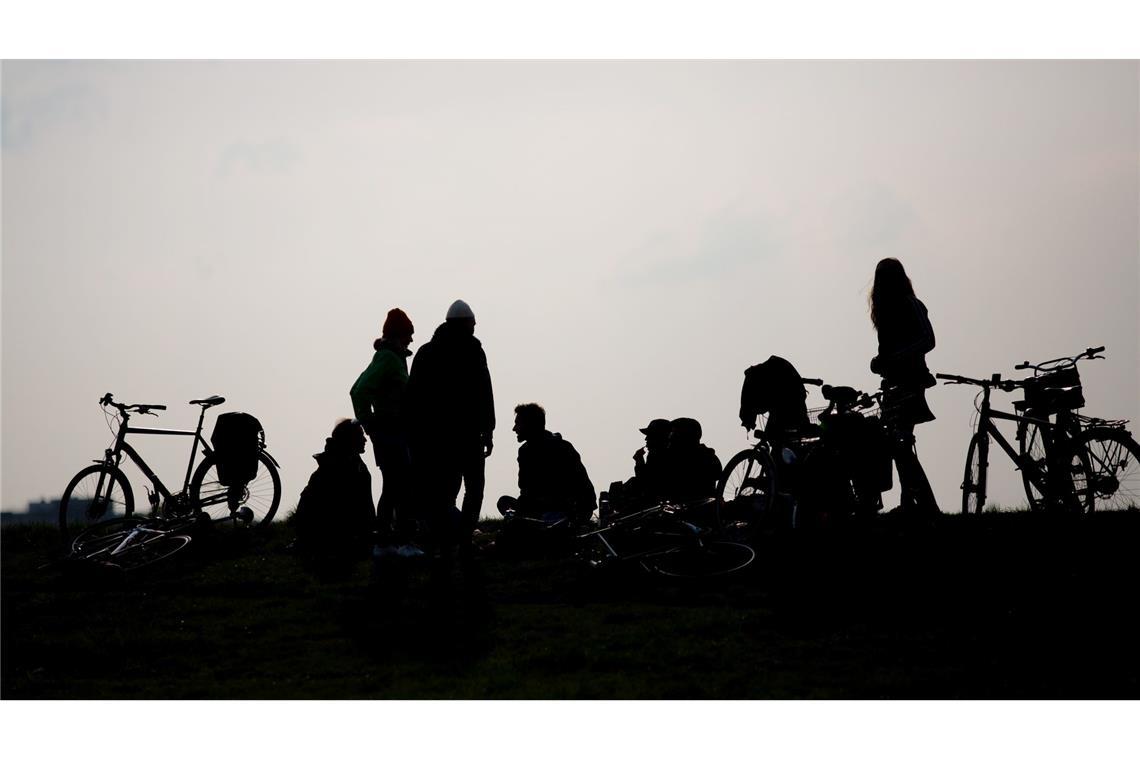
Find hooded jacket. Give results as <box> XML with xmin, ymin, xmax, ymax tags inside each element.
<box><xmin>294</xmin><ymin>436</ymin><xmax>374</xmax><ymax>555</ymax></box>
<box><xmin>404</xmin><ymin>321</ymin><xmax>495</xmax><ymax>444</ymax></box>
<box><xmin>350</xmin><ymin>339</ymin><xmax>411</xmax><ymax>434</ymax></box>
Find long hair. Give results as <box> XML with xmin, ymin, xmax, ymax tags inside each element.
<box><xmin>869</xmin><ymin>258</ymin><xmax>916</xmax><ymax>331</ymax></box>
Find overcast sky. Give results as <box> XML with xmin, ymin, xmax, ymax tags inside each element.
<box><xmin>2</xmin><ymin>60</ymin><xmax>1137</xmax><ymax>516</ymax></box>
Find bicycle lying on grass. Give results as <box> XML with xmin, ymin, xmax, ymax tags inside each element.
<box><xmin>939</xmin><ymin>346</ymin><xmax>1138</xmax><ymax>515</ymax></box>
<box><xmin>577</xmin><ymin>498</ymin><xmax>755</xmax><ymax>579</ymax></box>
<box><xmin>58</xmin><ymin>393</ymin><xmax>281</xmax><ymax>541</ymax></box>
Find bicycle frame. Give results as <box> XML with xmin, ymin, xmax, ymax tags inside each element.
<box><xmin>98</xmin><ymin>405</ymin><xmax>214</xmax><ymax>505</ymax></box>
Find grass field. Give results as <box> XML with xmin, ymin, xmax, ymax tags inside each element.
<box><xmin>4</xmin><ymin>511</ymin><xmax>1140</xmax><ymax>699</ymax></box>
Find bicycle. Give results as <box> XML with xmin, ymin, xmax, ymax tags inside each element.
<box><xmin>936</xmin><ymin>368</ymin><xmax>1093</xmax><ymax>514</ymax></box>
<box><xmin>717</xmin><ymin>378</ymin><xmax>889</xmax><ymax>531</ymax></box>
<box><xmin>58</xmin><ymin>393</ymin><xmax>282</xmax><ymax>541</ymax></box>
<box><xmin>578</xmin><ymin>499</ymin><xmax>755</xmax><ymax>579</ymax></box>
<box><xmin>1013</xmin><ymin>346</ymin><xmax>1139</xmax><ymax>513</ymax></box>
<box><xmin>66</xmin><ymin>513</ymin><xmax>200</xmax><ymax>571</ymax></box>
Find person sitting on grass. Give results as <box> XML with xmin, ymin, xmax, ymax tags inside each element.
<box><xmin>665</xmin><ymin>417</ymin><xmax>722</xmax><ymax>505</ymax></box>
<box><xmin>496</xmin><ymin>403</ymin><xmax>596</xmax><ymax>530</ymax></box>
<box><xmin>293</xmin><ymin>419</ymin><xmax>375</xmax><ymax>572</ymax></box>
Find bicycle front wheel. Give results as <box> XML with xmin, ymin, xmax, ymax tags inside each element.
<box><xmin>1081</xmin><ymin>427</ymin><xmax>1140</xmax><ymax>512</ymax></box>
<box><xmin>642</xmin><ymin>541</ymin><xmax>755</xmax><ymax>579</ymax></box>
<box><xmin>189</xmin><ymin>451</ymin><xmax>281</xmax><ymax>526</ymax></box>
<box><xmin>962</xmin><ymin>433</ymin><xmax>987</xmax><ymax>515</ymax></box>
<box><xmin>59</xmin><ymin>465</ymin><xmax>135</xmax><ymax>542</ymax></box>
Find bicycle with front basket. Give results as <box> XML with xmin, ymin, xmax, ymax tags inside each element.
<box><xmin>58</xmin><ymin>393</ymin><xmax>282</xmax><ymax>541</ymax></box>
<box><xmin>1012</xmin><ymin>346</ymin><xmax>1139</xmax><ymax>513</ymax></box>
<box><xmin>938</xmin><ymin>361</ymin><xmax>1094</xmax><ymax>514</ymax></box>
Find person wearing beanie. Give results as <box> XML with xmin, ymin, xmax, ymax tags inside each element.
<box><xmin>405</xmin><ymin>299</ymin><xmax>495</xmax><ymax>556</ymax></box>
<box><xmin>350</xmin><ymin>307</ymin><xmax>417</xmax><ymax>549</ymax></box>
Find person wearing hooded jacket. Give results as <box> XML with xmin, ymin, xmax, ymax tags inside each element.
<box><xmin>404</xmin><ymin>299</ymin><xmax>495</xmax><ymax>551</ymax></box>
<box><xmin>293</xmin><ymin>419</ymin><xmax>375</xmax><ymax>563</ymax></box>
<box><xmin>350</xmin><ymin>308</ymin><xmax>416</xmax><ymax>547</ymax></box>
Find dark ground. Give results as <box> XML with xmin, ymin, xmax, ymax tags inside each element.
<box><xmin>3</xmin><ymin>511</ymin><xmax>1139</xmax><ymax>698</ymax></box>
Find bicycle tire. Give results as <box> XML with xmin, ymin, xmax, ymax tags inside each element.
<box><xmin>71</xmin><ymin>516</ymin><xmax>146</xmax><ymax>558</ymax></box>
<box><xmin>1080</xmin><ymin>427</ymin><xmax>1140</xmax><ymax>512</ymax></box>
<box><xmin>189</xmin><ymin>450</ymin><xmax>281</xmax><ymax>526</ymax></box>
<box><xmin>962</xmin><ymin>433</ymin><xmax>986</xmax><ymax>515</ymax></box>
<box><xmin>58</xmin><ymin>465</ymin><xmax>135</xmax><ymax>542</ymax></box>
<box><xmin>1016</xmin><ymin>416</ymin><xmax>1093</xmax><ymax>513</ymax></box>
<box><xmin>716</xmin><ymin>448</ymin><xmax>777</xmax><ymax>522</ymax></box>
<box><xmin>642</xmin><ymin>541</ymin><xmax>755</xmax><ymax>579</ymax></box>
<box><xmin>71</xmin><ymin>516</ymin><xmax>192</xmax><ymax>570</ymax></box>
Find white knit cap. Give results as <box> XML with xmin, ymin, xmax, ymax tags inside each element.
<box><xmin>446</xmin><ymin>299</ymin><xmax>475</xmax><ymax>320</ymax></box>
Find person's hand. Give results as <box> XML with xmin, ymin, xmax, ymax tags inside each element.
<box><xmin>633</xmin><ymin>447</ymin><xmax>646</xmax><ymax>465</ymax></box>
<box><xmin>482</xmin><ymin>433</ymin><xmax>494</xmax><ymax>458</ymax></box>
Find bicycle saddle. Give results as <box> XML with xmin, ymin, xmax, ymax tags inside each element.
<box><xmin>189</xmin><ymin>395</ymin><xmax>226</xmax><ymax>408</ymax></box>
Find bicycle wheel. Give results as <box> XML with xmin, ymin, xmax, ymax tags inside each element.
<box><xmin>71</xmin><ymin>516</ymin><xmax>145</xmax><ymax>558</ymax></box>
<box><xmin>642</xmin><ymin>541</ymin><xmax>755</xmax><ymax>579</ymax></box>
<box><xmin>106</xmin><ymin>534</ymin><xmax>192</xmax><ymax>571</ymax></box>
<box><xmin>1017</xmin><ymin>418</ymin><xmax>1093</xmax><ymax>513</ymax></box>
<box><xmin>717</xmin><ymin>448</ymin><xmax>777</xmax><ymax>520</ymax></box>
<box><xmin>58</xmin><ymin>465</ymin><xmax>134</xmax><ymax>541</ymax></box>
<box><xmin>1080</xmin><ymin>427</ymin><xmax>1140</xmax><ymax>512</ymax></box>
<box><xmin>962</xmin><ymin>433</ymin><xmax>987</xmax><ymax>515</ymax></box>
<box><xmin>189</xmin><ymin>450</ymin><xmax>281</xmax><ymax>526</ymax></box>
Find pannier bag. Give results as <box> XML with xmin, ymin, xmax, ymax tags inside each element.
<box><xmin>211</xmin><ymin>412</ymin><xmax>264</xmax><ymax>486</ymax></box>
<box><xmin>1023</xmin><ymin>367</ymin><xmax>1084</xmax><ymax>412</ymax></box>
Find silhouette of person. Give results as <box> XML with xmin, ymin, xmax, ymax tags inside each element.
<box><xmin>405</xmin><ymin>299</ymin><xmax>495</xmax><ymax>555</ymax></box>
<box><xmin>496</xmin><ymin>403</ymin><xmax>596</xmax><ymax>526</ymax></box>
<box><xmin>631</xmin><ymin>418</ymin><xmax>672</xmax><ymax>502</ymax></box>
<box><xmin>350</xmin><ymin>308</ymin><xmax>417</xmax><ymax>551</ymax></box>
<box><xmin>868</xmin><ymin>257</ymin><xmax>939</xmax><ymax>517</ymax></box>
<box><xmin>665</xmin><ymin>417</ymin><xmax>722</xmax><ymax>504</ymax></box>
<box><xmin>293</xmin><ymin>419</ymin><xmax>375</xmax><ymax>572</ymax></box>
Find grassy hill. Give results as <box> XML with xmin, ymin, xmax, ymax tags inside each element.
<box><xmin>4</xmin><ymin>511</ymin><xmax>1139</xmax><ymax>698</ymax></box>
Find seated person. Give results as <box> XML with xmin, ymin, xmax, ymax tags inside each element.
<box><xmin>293</xmin><ymin>419</ymin><xmax>375</xmax><ymax>564</ymax></box>
<box><xmin>665</xmin><ymin>417</ymin><xmax>722</xmax><ymax>504</ymax></box>
<box><xmin>739</xmin><ymin>355</ymin><xmax>811</xmax><ymax>444</ymax></box>
<box><xmin>610</xmin><ymin>418</ymin><xmax>672</xmax><ymax>512</ymax></box>
<box><xmin>497</xmin><ymin>403</ymin><xmax>596</xmax><ymax>527</ymax></box>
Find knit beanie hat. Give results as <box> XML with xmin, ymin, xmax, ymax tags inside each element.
<box><xmin>382</xmin><ymin>308</ymin><xmax>414</xmax><ymax>340</ymax></box>
<box><xmin>446</xmin><ymin>299</ymin><xmax>475</xmax><ymax>320</ymax></box>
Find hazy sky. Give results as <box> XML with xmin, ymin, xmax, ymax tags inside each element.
<box><xmin>2</xmin><ymin>60</ymin><xmax>1137</xmax><ymax>516</ymax></box>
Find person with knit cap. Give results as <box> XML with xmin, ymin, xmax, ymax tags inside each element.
<box><xmin>405</xmin><ymin>299</ymin><xmax>495</xmax><ymax>557</ymax></box>
<box><xmin>351</xmin><ymin>307</ymin><xmax>418</xmax><ymax>552</ymax></box>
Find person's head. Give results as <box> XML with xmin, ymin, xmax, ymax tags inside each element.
<box><xmin>670</xmin><ymin>417</ymin><xmax>703</xmax><ymax>448</ymax></box>
<box><xmin>512</xmin><ymin>403</ymin><xmax>546</xmax><ymax>443</ymax></box>
<box><xmin>869</xmin><ymin>258</ymin><xmax>916</xmax><ymax>330</ymax></box>
<box><xmin>330</xmin><ymin>418</ymin><xmax>366</xmax><ymax>455</ymax></box>
<box><xmin>446</xmin><ymin>299</ymin><xmax>476</xmax><ymax>336</ymax></box>
<box><xmin>639</xmin><ymin>418</ymin><xmax>672</xmax><ymax>451</ymax></box>
<box><xmin>380</xmin><ymin>308</ymin><xmax>414</xmax><ymax>350</ymax></box>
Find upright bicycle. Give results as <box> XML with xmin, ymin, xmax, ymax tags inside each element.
<box><xmin>717</xmin><ymin>378</ymin><xmax>889</xmax><ymax>530</ymax></box>
<box><xmin>1012</xmin><ymin>347</ymin><xmax>1139</xmax><ymax>513</ymax></box>
<box><xmin>937</xmin><ymin>367</ymin><xmax>1092</xmax><ymax>514</ymax></box>
<box><xmin>58</xmin><ymin>393</ymin><xmax>282</xmax><ymax>540</ymax></box>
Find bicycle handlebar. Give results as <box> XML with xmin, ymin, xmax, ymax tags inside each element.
<box><xmin>1015</xmin><ymin>346</ymin><xmax>1107</xmax><ymax>373</ymax></box>
<box><xmin>935</xmin><ymin>372</ymin><xmax>1021</xmax><ymax>392</ymax></box>
<box><xmin>99</xmin><ymin>393</ymin><xmax>166</xmax><ymax>415</ymax></box>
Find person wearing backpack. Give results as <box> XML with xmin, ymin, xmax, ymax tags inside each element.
<box><xmin>404</xmin><ymin>299</ymin><xmax>495</xmax><ymax>557</ymax></box>
<box><xmin>350</xmin><ymin>308</ymin><xmax>418</xmax><ymax>553</ymax></box>
<box><xmin>293</xmin><ymin>419</ymin><xmax>375</xmax><ymax>573</ymax></box>
<box><xmin>868</xmin><ymin>258</ymin><xmax>939</xmax><ymax>518</ymax></box>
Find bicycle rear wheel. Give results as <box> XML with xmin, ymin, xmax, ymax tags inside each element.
<box><xmin>58</xmin><ymin>465</ymin><xmax>135</xmax><ymax>542</ymax></box>
<box><xmin>642</xmin><ymin>541</ymin><xmax>755</xmax><ymax>579</ymax></box>
<box><xmin>1081</xmin><ymin>427</ymin><xmax>1140</xmax><ymax>512</ymax></box>
<box><xmin>189</xmin><ymin>450</ymin><xmax>281</xmax><ymax>526</ymax></box>
<box><xmin>717</xmin><ymin>448</ymin><xmax>777</xmax><ymax>526</ymax></box>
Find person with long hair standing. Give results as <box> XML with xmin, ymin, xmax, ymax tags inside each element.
<box><xmin>869</xmin><ymin>258</ymin><xmax>940</xmax><ymax>518</ymax></box>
